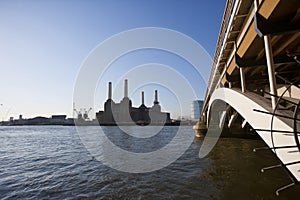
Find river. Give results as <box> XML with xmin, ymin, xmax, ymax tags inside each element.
<box><xmin>0</xmin><ymin>126</ymin><xmax>298</xmax><ymax>199</ymax></box>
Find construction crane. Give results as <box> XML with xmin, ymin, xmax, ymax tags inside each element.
<box><xmin>83</xmin><ymin>108</ymin><xmax>92</xmax><ymax>120</ymax></box>
<box><xmin>73</xmin><ymin>107</ymin><xmax>92</xmax><ymax>120</ymax></box>
<box><xmin>73</xmin><ymin>108</ymin><xmax>83</xmax><ymax>120</ymax></box>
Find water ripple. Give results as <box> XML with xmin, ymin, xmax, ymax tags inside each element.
<box><xmin>0</xmin><ymin>126</ymin><xmax>298</xmax><ymax>199</ymax></box>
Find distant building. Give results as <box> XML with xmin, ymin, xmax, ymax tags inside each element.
<box><xmin>191</xmin><ymin>100</ymin><xmax>203</xmax><ymax>120</ymax></box>
<box><xmin>51</xmin><ymin>115</ymin><xmax>67</xmax><ymax>120</ymax></box>
<box><xmin>6</xmin><ymin>114</ymin><xmax>73</xmax><ymax>126</ymax></box>
<box><xmin>51</xmin><ymin>115</ymin><xmax>67</xmax><ymax>124</ymax></box>
<box><xmin>27</xmin><ymin>116</ymin><xmax>50</xmax><ymax>125</ymax></box>
<box><xmin>96</xmin><ymin>79</ymin><xmax>171</xmax><ymax>125</ymax></box>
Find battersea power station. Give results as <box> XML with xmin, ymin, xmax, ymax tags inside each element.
<box><xmin>96</xmin><ymin>79</ymin><xmax>172</xmax><ymax>125</ymax></box>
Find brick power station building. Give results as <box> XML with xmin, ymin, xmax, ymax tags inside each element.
<box><xmin>96</xmin><ymin>80</ymin><xmax>171</xmax><ymax>125</ymax></box>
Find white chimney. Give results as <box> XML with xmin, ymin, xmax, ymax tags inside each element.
<box><xmin>142</xmin><ymin>91</ymin><xmax>145</xmax><ymax>105</ymax></box>
<box><xmin>108</xmin><ymin>82</ymin><xmax>112</xmax><ymax>99</ymax></box>
<box><xmin>154</xmin><ymin>90</ymin><xmax>159</xmax><ymax>104</ymax></box>
<box><xmin>124</xmin><ymin>79</ymin><xmax>128</xmax><ymax>98</ymax></box>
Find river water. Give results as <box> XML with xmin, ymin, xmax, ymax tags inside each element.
<box><xmin>0</xmin><ymin>126</ymin><xmax>298</xmax><ymax>199</ymax></box>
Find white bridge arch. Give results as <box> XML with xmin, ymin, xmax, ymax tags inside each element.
<box><xmin>208</xmin><ymin>88</ymin><xmax>300</xmax><ymax>185</ymax></box>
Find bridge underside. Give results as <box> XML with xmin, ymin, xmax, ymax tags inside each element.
<box><xmin>219</xmin><ymin>0</ymin><xmax>300</xmax><ymax>91</ymax></box>
<box><xmin>201</xmin><ymin>0</ymin><xmax>300</xmax><ymax>194</ymax></box>
<box><xmin>207</xmin><ymin>88</ymin><xmax>300</xmax><ymax>187</ymax></box>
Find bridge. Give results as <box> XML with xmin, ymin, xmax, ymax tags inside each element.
<box><xmin>197</xmin><ymin>0</ymin><xmax>300</xmax><ymax>195</ymax></box>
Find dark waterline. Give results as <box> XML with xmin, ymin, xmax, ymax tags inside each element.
<box><xmin>0</xmin><ymin>126</ymin><xmax>299</xmax><ymax>200</ymax></box>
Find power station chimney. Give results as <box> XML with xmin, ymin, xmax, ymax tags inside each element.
<box><xmin>141</xmin><ymin>91</ymin><xmax>145</xmax><ymax>105</ymax></box>
<box><xmin>124</xmin><ymin>79</ymin><xmax>128</xmax><ymax>98</ymax></box>
<box><xmin>154</xmin><ymin>90</ymin><xmax>159</xmax><ymax>104</ymax></box>
<box><xmin>108</xmin><ymin>82</ymin><xmax>112</xmax><ymax>99</ymax></box>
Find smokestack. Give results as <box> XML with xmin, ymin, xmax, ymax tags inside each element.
<box><xmin>108</xmin><ymin>82</ymin><xmax>112</xmax><ymax>99</ymax></box>
<box><xmin>124</xmin><ymin>79</ymin><xmax>128</xmax><ymax>98</ymax></box>
<box><xmin>141</xmin><ymin>91</ymin><xmax>144</xmax><ymax>105</ymax></box>
<box><xmin>154</xmin><ymin>90</ymin><xmax>159</xmax><ymax>104</ymax></box>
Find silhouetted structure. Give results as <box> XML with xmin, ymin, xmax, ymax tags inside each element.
<box><xmin>4</xmin><ymin>115</ymin><xmax>74</xmax><ymax>126</ymax></box>
<box><xmin>96</xmin><ymin>80</ymin><xmax>171</xmax><ymax>125</ymax></box>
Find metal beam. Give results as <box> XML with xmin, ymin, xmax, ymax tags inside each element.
<box><xmin>254</xmin><ymin>12</ymin><xmax>300</xmax><ymax>37</ymax></box>
<box><xmin>264</xmin><ymin>35</ymin><xmax>277</xmax><ymax>110</ymax></box>
<box><xmin>242</xmin><ymin>119</ymin><xmax>247</xmax><ymax>128</ymax></box>
<box><xmin>235</xmin><ymin>53</ymin><xmax>296</xmax><ymax>68</ymax></box>
<box><xmin>225</xmin><ymin>72</ymin><xmax>268</xmax><ymax>83</ymax></box>
<box><xmin>228</xmin><ymin>112</ymin><xmax>238</xmax><ymax>128</ymax></box>
<box><xmin>240</xmin><ymin>67</ymin><xmax>246</xmax><ymax>93</ymax></box>
<box><xmin>235</xmin><ymin>14</ymin><xmax>248</xmax><ymax>19</ymax></box>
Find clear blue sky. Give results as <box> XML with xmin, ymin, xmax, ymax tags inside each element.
<box><xmin>0</xmin><ymin>0</ymin><xmax>226</xmax><ymax>120</ymax></box>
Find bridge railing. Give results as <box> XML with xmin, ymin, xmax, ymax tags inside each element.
<box><xmin>202</xmin><ymin>0</ymin><xmax>235</xmax><ymax>118</ymax></box>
